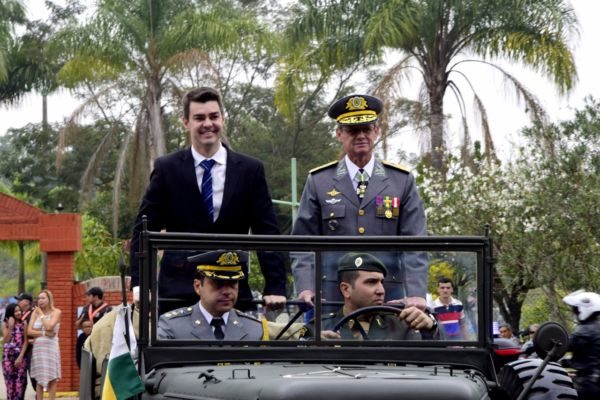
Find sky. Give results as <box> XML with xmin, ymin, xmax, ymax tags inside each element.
<box><xmin>1</xmin><ymin>0</ymin><xmax>598</xmax><ymax>163</ymax></box>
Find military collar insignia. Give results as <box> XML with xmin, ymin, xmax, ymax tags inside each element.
<box><xmin>373</xmin><ymin>161</ymin><xmax>386</xmax><ymax>177</ymax></box>
<box><xmin>326</xmin><ymin>188</ymin><xmax>341</xmax><ymax>197</ymax></box>
<box><xmin>335</xmin><ymin>161</ymin><xmax>347</xmax><ymax>177</ymax></box>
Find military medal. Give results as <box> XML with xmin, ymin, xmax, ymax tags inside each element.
<box><xmin>355</xmin><ymin>170</ymin><xmax>368</xmax><ymax>200</ymax></box>
<box><xmin>383</xmin><ymin>196</ymin><xmax>392</xmax><ymax>219</ymax></box>
<box><xmin>376</xmin><ymin>195</ymin><xmax>384</xmax><ymax>217</ymax></box>
<box><xmin>356</xmin><ymin>182</ymin><xmax>367</xmax><ymax>199</ymax></box>
<box><xmin>392</xmin><ymin>196</ymin><xmax>400</xmax><ymax>217</ymax></box>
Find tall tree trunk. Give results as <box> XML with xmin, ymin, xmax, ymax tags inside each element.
<box><xmin>147</xmin><ymin>74</ymin><xmax>166</xmax><ymax>160</ymax></box>
<box><xmin>18</xmin><ymin>241</ymin><xmax>25</xmax><ymax>294</ymax></box>
<box><xmin>42</xmin><ymin>93</ymin><xmax>48</xmax><ymax>130</ymax></box>
<box><xmin>428</xmin><ymin>83</ymin><xmax>445</xmax><ymax>173</ymax></box>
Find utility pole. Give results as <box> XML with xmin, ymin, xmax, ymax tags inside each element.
<box><xmin>272</xmin><ymin>158</ymin><xmax>300</xmax><ymax>222</ymax></box>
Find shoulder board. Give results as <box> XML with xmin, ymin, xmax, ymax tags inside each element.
<box><xmin>163</xmin><ymin>307</ymin><xmax>193</xmax><ymax>319</ymax></box>
<box><xmin>381</xmin><ymin>160</ymin><xmax>411</xmax><ymax>174</ymax></box>
<box><xmin>309</xmin><ymin>160</ymin><xmax>338</xmax><ymax>174</ymax></box>
<box><xmin>234</xmin><ymin>309</ymin><xmax>260</xmax><ymax>322</ymax></box>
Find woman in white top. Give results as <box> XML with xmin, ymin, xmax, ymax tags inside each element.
<box><xmin>27</xmin><ymin>290</ymin><xmax>61</xmax><ymax>400</ymax></box>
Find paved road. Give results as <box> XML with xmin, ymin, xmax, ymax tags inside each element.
<box><xmin>0</xmin><ymin>372</ymin><xmax>78</xmax><ymax>399</ymax></box>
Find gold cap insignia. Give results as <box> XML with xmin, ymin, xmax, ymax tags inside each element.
<box><xmin>346</xmin><ymin>96</ymin><xmax>368</xmax><ymax>111</ymax></box>
<box><xmin>217</xmin><ymin>252</ymin><xmax>240</xmax><ymax>266</ymax></box>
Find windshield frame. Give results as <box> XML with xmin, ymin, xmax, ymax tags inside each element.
<box><xmin>137</xmin><ymin>227</ymin><xmax>493</xmax><ymax>351</ymax></box>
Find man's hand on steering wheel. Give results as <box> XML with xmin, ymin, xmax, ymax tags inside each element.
<box><xmin>386</xmin><ymin>296</ymin><xmax>428</xmax><ymax>311</ymax></box>
<box><xmin>400</xmin><ymin>306</ymin><xmax>435</xmax><ymax>331</ymax></box>
<box><xmin>321</xmin><ymin>330</ymin><xmax>341</xmax><ymax>340</ymax></box>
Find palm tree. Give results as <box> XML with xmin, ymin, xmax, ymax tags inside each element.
<box><xmin>278</xmin><ymin>0</ymin><xmax>578</xmax><ymax>172</ymax></box>
<box><xmin>55</xmin><ymin>0</ymin><xmax>274</xmax><ymax>236</ymax></box>
<box><xmin>0</xmin><ymin>0</ymin><xmax>25</xmax><ymax>84</ymax></box>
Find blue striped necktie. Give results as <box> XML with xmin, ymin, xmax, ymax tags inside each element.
<box><xmin>200</xmin><ymin>159</ymin><xmax>216</xmax><ymax>221</ymax></box>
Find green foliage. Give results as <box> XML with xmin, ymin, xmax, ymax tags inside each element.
<box><xmin>279</xmin><ymin>0</ymin><xmax>578</xmax><ymax>171</ymax></box>
<box><xmin>428</xmin><ymin>260</ymin><xmax>455</xmax><ymax>298</ymax></box>
<box><xmin>227</xmin><ymin>84</ymin><xmax>339</xmax><ymax>232</ymax></box>
<box><xmin>0</xmin><ymin>0</ymin><xmax>26</xmax><ymax>83</ymax></box>
<box><xmin>420</xmin><ymin>99</ymin><xmax>600</xmax><ymax>331</ymax></box>
<box><xmin>0</xmin><ymin>242</ymin><xmax>42</xmax><ymax>298</ymax></box>
<box><xmin>75</xmin><ymin>214</ymin><xmax>123</xmax><ymax>281</ymax></box>
<box><xmin>0</xmin><ymin>122</ymin><xmax>122</xmax><ymax>213</ymax></box>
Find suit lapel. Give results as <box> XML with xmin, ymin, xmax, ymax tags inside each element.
<box><xmin>181</xmin><ymin>149</ymin><xmax>202</xmax><ymax>198</ymax></box>
<box><xmin>190</xmin><ymin>306</ymin><xmax>213</xmax><ymax>340</ymax></box>
<box><xmin>224</xmin><ymin>312</ymin><xmax>247</xmax><ymax>340</ymax></box>
<box><xmin>361</xmin><ymin>159</ymin><xmax>389</xmax><ymax>207</ymax></box>
<box><xmin>332</xmin><ymin>160</ymin><xmax>360</xmax><ymax>208</ymax></box>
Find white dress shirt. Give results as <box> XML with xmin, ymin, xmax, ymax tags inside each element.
<box><xmin>344</xmin><ymin>154</ymin><xmax>375</xmax><ymax>190</ymax></box>
<box><xmin>199</xmin><ymin>302</ymin><xmax>230</xmax><ymax>334</ymax></box>
<box><xmin>191</xmin><ymin>144</ymin><xmax>227</xmax><ymax>221</ymax></box>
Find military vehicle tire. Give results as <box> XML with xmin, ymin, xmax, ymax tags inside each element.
<box><xmin>498</xmin><ymin>358</ymin><xmax>578</xmax><ymax>399</ymax></box>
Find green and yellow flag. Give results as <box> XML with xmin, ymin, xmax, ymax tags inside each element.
<box><xmin>102</xmin><ymin>306</ymin><xmax>144</xmax><ymax>399</ymax></box>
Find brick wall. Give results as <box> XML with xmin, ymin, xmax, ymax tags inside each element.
<box><xmin>0</xmin><ymin>193</ymin><xmax>84</xmax><ymax>392</ymax></box>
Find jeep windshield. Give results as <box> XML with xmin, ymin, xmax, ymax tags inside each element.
<box><xmin>138</xmin><ymin>230</ymin><xmax>492</xmax><ymax>362</ymax></box>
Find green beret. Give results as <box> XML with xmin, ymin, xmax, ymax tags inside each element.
<box><xmin>337</xmin><ymin>252</ymin><xmax>387</xmax><ymax>277</ymax></box>
<box><xmin>328</xmin><ymin>94</ymin><xmax>383</xmax><ymax>126</ymax></box>
<box><xmin>187</xmin><ymin>250</ymin><xmax>248</xmax><ymax>281</ymax></box>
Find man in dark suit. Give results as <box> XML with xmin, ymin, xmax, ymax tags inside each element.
<box><xmin>130</xmin><ymin>87</ymin><xmax>287</xmax><ymax>313</ymax></box>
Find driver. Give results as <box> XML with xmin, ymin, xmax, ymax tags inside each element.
<box><xmin>158</xmin><ymin>250</ymin><xmax>267</xmax><ymax>340</ymax></box>
<box><xmin>301</xmin><ymin>252</ymin><xmax>437</xmax><ymax>340</ymax></box>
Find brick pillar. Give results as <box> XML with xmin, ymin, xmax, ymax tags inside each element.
<box><xmin>40</xmin><ymin>213</ymin><xmax>81</xmax><ymax>392</ymax></box>
<box><xmin>46</xmin><ymin>252</ymin><xmax>77</xmax><ymax>391</ymax></box>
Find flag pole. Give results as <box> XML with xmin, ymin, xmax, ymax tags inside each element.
<box><xmin>119</xmin><ymin>251</ymin><xmax>131</xmax><ymax>351</ymax></box>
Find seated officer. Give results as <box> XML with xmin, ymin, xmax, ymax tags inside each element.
<box><xmin>158</xmin><ymin>250</ymin><xmax>266</xmax><ymax>340</ymax></box>
<box><xmin>301</xmin><ymin>252</ymin><xmax>437</xmax><ymax>340</ymax></box>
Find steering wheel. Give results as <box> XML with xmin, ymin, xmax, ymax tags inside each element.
<box><xmin>331</xmin><ymin>305</ymin><xmax>405</xmax><ymax>340</ymax></box>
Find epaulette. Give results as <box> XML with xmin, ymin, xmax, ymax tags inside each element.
<box><xmin>163</xmin><ymin>306</ymin><xmax>193</xmax><ymax>319</ymax></box>
<box><xmin>381</xmin><ymin>160</ymin><xmax>411</xmax><ymax>174</ymax></box>
<box><xmin>309</xmin><ymin>160</ymin><xmax>337</xmax><ymax>174</ymax></box>
<box><xmin>234</xmin><ymin>309</ymin><xmax>260</xmax><ymax>322</ymax></box>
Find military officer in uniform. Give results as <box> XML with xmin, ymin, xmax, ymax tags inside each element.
<box><xmin>292</xmin><ymin>94</ymin><xmax>429</xmax><ymax>309</ymax></box>
<box><xmin>158</xmin><ymin>250</ymin><xmax>267</xmax><ymax>340</ymax></box>
<box><xmin>301</xmin><ymin>253</ymin><xmax>437</xmax><ymax>340</ymax></box>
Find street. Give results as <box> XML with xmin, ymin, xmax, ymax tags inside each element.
<box><xmin>0</xmin><ymin>372</ymin><xmax>78</xmax><ymax>399</ymax></box>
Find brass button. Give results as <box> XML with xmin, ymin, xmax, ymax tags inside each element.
<box><xmin>330</xmin><ymin>212</ymin><xmax>335</xmax><ymax>217</ymax></box>
<box><xmin>358</xmin><ymin>209</ymin><xmax>365</xmax><ymax>216</ymax></box>
<box><xmin>358</xmin><ymin>227</ymin><xmax>365</xmax><ymax>234</ymax></box>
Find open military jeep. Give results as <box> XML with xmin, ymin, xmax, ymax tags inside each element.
<box><xmin>81</xmin><ymin>226</ymin><xmax>578</xmax><ymax>399</ymax></box>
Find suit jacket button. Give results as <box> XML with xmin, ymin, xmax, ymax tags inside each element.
<box><xmin>358</xmin><ymin>227</ymin><xmax>365</xmax><ymax>234</ymax></box>
<box><xmin>358</xmin><ymin>209</ymin><xmax>365</xmax><ymax>216</ymax></box>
